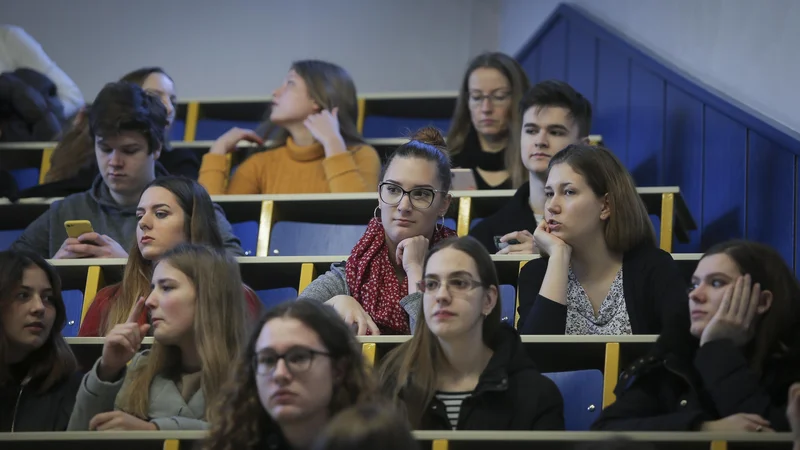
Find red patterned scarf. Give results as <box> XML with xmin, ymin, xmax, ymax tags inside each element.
<box><xmin>345</xmin><ymin>218</ymin><xmax>457</xmax><ymax>334</ymax></box>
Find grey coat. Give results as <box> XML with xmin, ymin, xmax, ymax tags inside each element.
<box><xmin>67</xmin><ymin>350</ymin><xmax>208</xmax><ymax>431</ymax></box>
<box><xmin>11</xmin><ymin>171</ymin><xmax>243</xmax><ymax>258</ymax></box>
<box><xmin>300</xmin><ymin>261</ymin><xmax>422</xmax><ymax>331</ymax></box>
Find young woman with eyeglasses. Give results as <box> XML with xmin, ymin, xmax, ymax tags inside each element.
<box><xmin>377</xmin><ymin>236</ymin><xmax>564</xmax><ymax>430</ymax></box>
<box><xmin>203</xmin><ymin>300</ymin><xmax>377</xmax><ymax>450</ymax></box>
<box><xmin>301</xmin><ymin>127</ymin><xmax>457</xmax><ymax>335</ymax></box>
<box><xmin>446</xmin><ymin>52</ymin><xmax>530</xmax><ymax>190</ymax></box>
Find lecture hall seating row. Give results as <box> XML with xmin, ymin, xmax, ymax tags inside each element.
<box><xmin>0</xmin><ymin>429</ymin><xmax>792</xmax><ymax>450</ymax></box>
<box><xmin>0</xmin><ymin>188</ymin><xmax>697</xmax><ymax>256</ymax></box>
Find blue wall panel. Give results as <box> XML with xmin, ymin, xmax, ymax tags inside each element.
<box><xmin>627</xmin><ymin>64</ymin><xmax>665</xmax><ymax>186</ymax></box>
<box><xmin>566</xmin><ymin>24</ymin><xmax>597</xmax><ymax>108</ymax></box>
<box><xmin>594</xmin><ymin>41</ymin><xmax>629</xmax><ymax>162</ymax></box>
<box><xmin>515</xmin><ymin>4</ymin><xmax>800</xmax><ymax>270</ymax></box>
<box><xmin>702</xmin><ymin>107</ymin><xmax>747</xmax><ymax>249</ymax></box>
<box><xmin>796</xmin><ymin>156</ymin><xmax>800</xmax><ymax>278</ymax></box>
<box><xmin>746</xmin><ymin>132</ymin><xmax>796</xmax><ymax>266</ymax></box>
<box><xmin>522</xmin><ymin>47</ymin><xmax>541</xmax><ymax>85</ymax></box>
<box><xmin>538</xmin><ymin>18</ymin><xmax>568</xmax><ymax>83</ymax></box>
<box><xmin>664</xmin><ymin>85</ymin><xmax>704</xmax><ymax>252</ymax></box>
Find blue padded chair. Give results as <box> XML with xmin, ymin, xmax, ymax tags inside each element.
<box><xmin>542</xmin><ymin>369</ymin><xmax>603</xmax><ymax>431</ymax></box>
<box><xmin>61</xmin><ymin>290</ymin><xmax>84</xmax><ymax>338</ymax></box>
<box><xmin>443</xmin><ymin>217</ymin><xmax>456</xmax><ymax>232</ymax></box>
<box><xmin>268</xmin><ymin>222</ymin><xmax>367</xmax><ymax>256</ymax></box>
<box><xmin>9</xmin><ymin>168</ymin><xmax>40</xmax><ymax>191</ymax></box>
<box><xmin>256</xmin><ymin>287</ymin><xmax>298</xmax><ymax>311</ymax></box>
<box><xmin>499</xmin><ymin>284</ymin><xmax>516</xmax><ymax>325</ymax></box>
<box><xmin>0</xmin><ymin>229</ymin><xmax>24</xmax><ymax>251</ymax></box>
<box><xmin>195</xmin><ymin>119</ymin><xmax>261</xmax><ymax>141</ymax></box>
<box><xmin>169</xmin><ymin>120</ymin><xmax>186</xmax><ymax>141</ymax></box>
<box><xmin>469</xmin><ymin>217</ymin><xmax>484</xmax><ymax>230</ymax></box>
<box><xmin>231</xmin><ymin>221</ymin><xmax>259</xmax><ymax>256</ymax></box>
<box><xmin>362</xmin><ymin>116</ymin><xmax>452</xmax><ymax>139</ymax></box>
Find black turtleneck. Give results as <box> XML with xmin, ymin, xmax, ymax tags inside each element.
<box><xmin>450</xmin><ymin>127</ymin><xmax>512</xmax><ymax>190</ymax></box>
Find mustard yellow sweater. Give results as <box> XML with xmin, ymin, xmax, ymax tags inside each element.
<box><xmin>198</xmin><ymin>138</ymin><xmax>381</xmax><ymax>195</ymax></box>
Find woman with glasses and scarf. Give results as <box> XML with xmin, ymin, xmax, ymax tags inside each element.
<box><xmin>301</xmin><ymin>127</ymin><xmax>457</xmax><ymax>335</ymax></box>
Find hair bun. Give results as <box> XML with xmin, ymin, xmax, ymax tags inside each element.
<box><xmin>410</xmin><ymin>126</ymin><xmax>446</xmax><ymax>148</ymax></box>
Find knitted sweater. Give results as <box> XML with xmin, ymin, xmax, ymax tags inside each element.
<box><xmin>198</xmin><ymin>138</ymin><xmax>380</xmax><ymax>194</ymax></box>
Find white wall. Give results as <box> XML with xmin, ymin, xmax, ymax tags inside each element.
<box><xmin>0</xmin><ymin>0</ymin><xmax>499</xmax><ymax>100</ymax></box>
<box><xmin>499</xmin><ymin>0</ymin><xmax>800</xmax><ymax>134</ymax></box>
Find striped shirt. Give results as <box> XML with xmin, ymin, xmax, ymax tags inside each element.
<box><xmin>435</xmin><ymin>391</ymin><xmax>471</xmax><ymax>429</ymax></box>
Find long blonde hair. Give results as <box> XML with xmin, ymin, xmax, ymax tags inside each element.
<box><xmin>115</xmin><ymin>244</ymin><xmax>249</xmax><ymax>422</ymax></box>
<box><xmin>446</xmin><ymin>52</ymin><xmax>530</xmax><ymax>188</ymax></box>
<box><xmin>100</xmin><ymin>176</ymin><xmax>225</xmax><ymax>335</ymax></box>
<box><xmin>259</xmin><ymin>60</ymin><xmax>365</xmax><ymax>148</ymax></box>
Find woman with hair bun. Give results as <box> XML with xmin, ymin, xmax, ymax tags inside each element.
<box><xmin>301</xmin><ymin>127</ymin><xmax>457</xmax><ymax>335</ymax></box>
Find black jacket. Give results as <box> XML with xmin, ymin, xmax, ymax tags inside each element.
<box><xmin>0</xmin><ymin>68</ymin><xmax>64</xmax><ymax>142</ymax></box>
<box><xmin>517</xmin><ymin>244</ymin><xmax>689</xmax><ymax>334</ymax></box>
<box><xmin>402</xmin><ymin>325</ymin><xmax>565</xmax><ymax>430</ymax></box>
<box><xmin>0</xmin><ymin>364</ymin><xmax>82</xmax><ymax>432</ymax></box>
<box><xmin>450</xmin><ymin>128</ymin><xmax>512</xmax><ymax>190</ymax></box>
<box><xmin>469</xmin><ymin>183</ymin><xmax>535</xmax><ymax>254</ymax></box>
<box><xmin>592</xmin><ymin>329</ymin><xmax>800</xmax><ymax>432</ymax></box>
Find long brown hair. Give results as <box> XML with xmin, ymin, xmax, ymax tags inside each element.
<box><xmin>447</xmin><ymin>52</ymin><xmax>530</xmax><ymax>188</ymax></box>
<box><xmin>115</xmin><ymin>244</ymin><xmax>249</xmax><ymax>422</ymax></box>
<box><xmin>377</xmin><ymin>236</ymin><xmax>501</xmax><ymax>428</ymax></box>
<box><xmin>548</xmin><ymin>144</ymin><xmax>656</xmax><ymax>253</ymax></box>
<box><xmin>45</xmin><ymin>67</ymin><xmax>174</xmax><ymax>183</ymax></box>
<box><xmin>204</xmin><ymin>299</ymin><xmax>377</xmax><ymax>450</ymax></box>
<box><xmin>0</xmin><ymin>250</ymin><xmax>76</xmax><ymax>393</ymax></box>
<box><xmin>701</xmin><ymin>240</ymin><xmax>800</xmax><ymax>373</ymax></box>
<box><xmin>259</xmin><ymin>60</ymin><xmax>365</xmax><ymax>148</ymax></box>
<box><xmin>100</xmin><ymin>176</ymin><xmax>225</xmax><ymax>335</ymax></box>
<box><xmin>44</xmin><ymin>109</ymin><xmax>94</xmax><ymax>183</ymax></box>
<box><xmin>311</xmin><ymin>402</ymin><xmax>420</xmax><ymax>450</ymax></box>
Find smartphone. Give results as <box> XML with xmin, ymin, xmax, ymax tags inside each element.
<box><xmin>494</xmin><ymin>236</ymin><xmax>521</xmax><ymax>251</ymax></box>
<box><xmin>64</xmin><ymin>220</ymin><xmax>94</xmax><ymax>239</ymax></box>
<box><xmin>451</xmin><ymin>168</ymin><xmax>478</xmax><ymax>191</ymax></box>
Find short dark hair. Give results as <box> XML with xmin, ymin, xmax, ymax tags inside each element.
<box><xmin>0</xmin><ymin>250</ymin><xmax>77</xmax><ymax>393</ymax></box>
<box><xmin>89</xmin><ymin>81</ymin><xmax>168</xmax><ymax>154</ymax></box>
<box><xmin>519</xmin><ymin>80</ymin><xmax>593</xmax><ymax>138</ymax></box>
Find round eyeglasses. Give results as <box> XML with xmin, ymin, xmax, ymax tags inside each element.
<box><xmin>379</xmin><ymin>182</ymin><xmax>444</xmax><ymax>209</ymax></box>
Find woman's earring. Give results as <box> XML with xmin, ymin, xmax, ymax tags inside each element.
<box><xmin>436</xmin><ymin>215</ymin><xmax>445</xmax><ymax>232</ymax></box>
<box><xmin>374</xmin><ymin>206</ymin><xmax>380</xmax><ymax>221</ymax></box>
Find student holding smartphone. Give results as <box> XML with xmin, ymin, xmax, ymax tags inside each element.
<box><xmin>469</xmin><ymin>81</ymin><xmax>592</xmax><ymax>255</ymax></box>
<box><xmin>10</xmin><ymin>82</ymin><xmax>243</xmax><ymax>259</ymax></box>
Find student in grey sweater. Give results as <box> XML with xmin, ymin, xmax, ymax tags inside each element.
<box><xmin>68</xmin><ymin>244</ymin><xmax>249</xmax><ymax>431</ymax></box>
<box><xmin>300</xmin><ymin>128</ymin><xmax>457</xmax><ymax>335</ymax></box>
<box><xmin>11</xmin><ymin>81</ymin><xmax>242</xmax><ymax>258</ymax></box>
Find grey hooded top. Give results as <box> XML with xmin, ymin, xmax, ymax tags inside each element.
<box><xmin>11</xmin><ymin>170</ymin><xmax>243</xmax><ymax>258</ymax></box>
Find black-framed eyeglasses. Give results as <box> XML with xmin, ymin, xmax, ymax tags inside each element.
<box><xmin>253</xmin><ymin>347</ymin><xmax>331</xmax><ymax>376</ymax></box>
<box><xmin>467</xmin><ymin>91</ymin><xmax>512</xmax><ymax>106</ymax></box>
<box><xmin>379</xmin><ymin>182</ymin><xmax>444</xmax><ymax>210</ymax></box>
<box><xmin>417</xmin><ymin>277</ymin><xmax>485</xmax><ymax>294</ymax></box>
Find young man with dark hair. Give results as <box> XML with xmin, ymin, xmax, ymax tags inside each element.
<box><xmin>12</xmin><ymin>82</ymin><xmax>243</xmax><ymax>258</ymax></box>
<box><xmin>469</xmin><ymin>80</ymin><xmax>593</xmax><ymax>254</ymax></box>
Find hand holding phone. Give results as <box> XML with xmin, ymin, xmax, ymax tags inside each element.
<box><xmin>495</xmin><ymin>230</ymin><xmax>536</xmax><ymax>255</ymax></box>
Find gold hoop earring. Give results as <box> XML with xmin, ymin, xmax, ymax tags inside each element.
<box><xmin>374</xmin><ymin>206</ymin><xmax>380</xmax><ymax>221</ymax></box>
